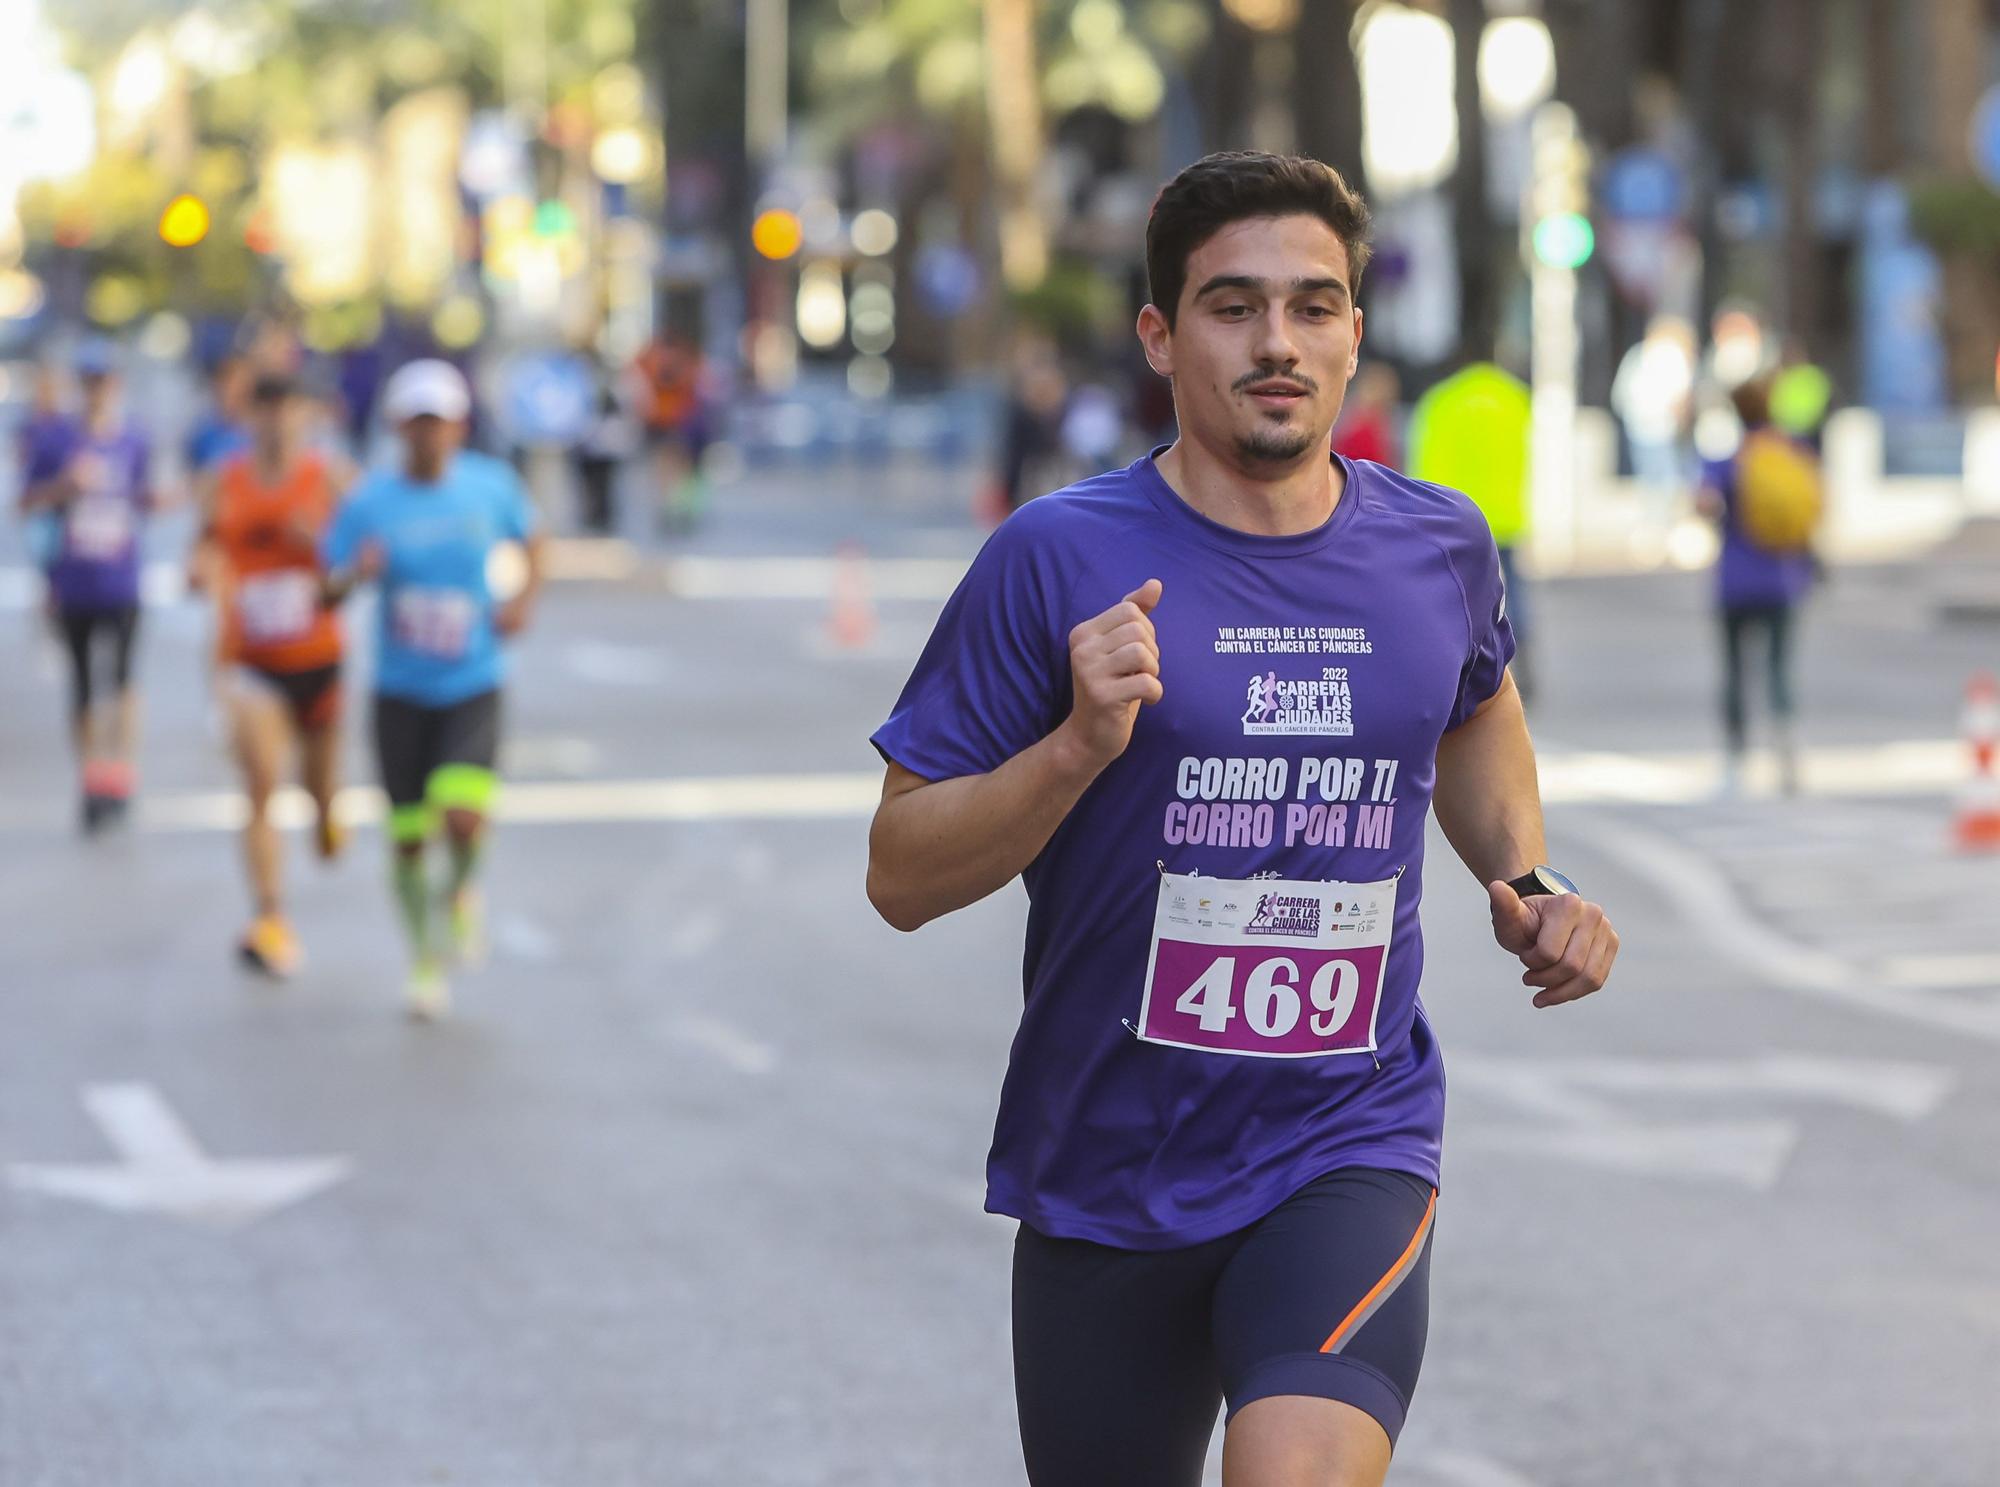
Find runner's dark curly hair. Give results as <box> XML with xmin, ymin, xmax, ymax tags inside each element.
<box><xmin>1146</xmin><ymin>152</ymin><xmax>1372</xmax><ymax>328</ymax></box>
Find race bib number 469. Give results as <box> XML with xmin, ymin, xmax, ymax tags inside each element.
<box><xmin>1137</xmin><ymin>870</ymin><xmax>1398</xmax><ymax>1059</ymax></box>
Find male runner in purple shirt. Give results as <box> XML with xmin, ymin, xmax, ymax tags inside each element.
<box><xmin>868</xmin><ymin>153</ymin><xmax>1620</xmax><ymax>1487</ymax></box>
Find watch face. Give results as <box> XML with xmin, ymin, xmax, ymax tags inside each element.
<box><xmin>1534</xmin><ymin>865</ymin><xmax>1580</xmax><ymax>897</ymax></box>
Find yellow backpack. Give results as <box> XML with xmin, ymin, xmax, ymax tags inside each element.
<box><xmin>1736</xmin><ymin>430</ymin><xmax>1822</xmax><ymax>552</ymax></box>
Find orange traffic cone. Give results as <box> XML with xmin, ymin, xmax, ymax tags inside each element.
<box><xmin>1952</xmin><ymin>672</ymin><xmax>2000</xmax><ymax>851</ymax></box>
<box><xmin>826</xmin><ymin>541</ymin><xmax>879</xmax><ymax>651</ymax></box>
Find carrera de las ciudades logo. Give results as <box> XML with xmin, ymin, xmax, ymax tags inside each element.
<box><xmin>1240</xmin><ymin>669</ymin><xmax>1354</xmax><ymax>737</ymax></box>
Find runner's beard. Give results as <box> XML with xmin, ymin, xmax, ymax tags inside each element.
<box><xmin>1235</xmin><ymin>423</ymin><xmax>1317</xmax><ymax>464</ymax></box>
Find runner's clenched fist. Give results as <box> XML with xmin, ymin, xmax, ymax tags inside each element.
<box><xmin>1059</xmin><ymin>579</ymin><xmax>1164</xmax><ymax>771</ymax></box>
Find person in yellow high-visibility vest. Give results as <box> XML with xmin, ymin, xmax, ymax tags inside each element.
<box><xmin>1407</xmin><ymin>360</ymin><xmax>1535</xmax><ymax>698</ymax></box>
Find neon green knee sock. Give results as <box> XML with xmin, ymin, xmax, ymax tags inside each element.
<box><xmin>393</xmin><ymin>851</ymin><xmax>433</xmax><ymax>962</ymax></box>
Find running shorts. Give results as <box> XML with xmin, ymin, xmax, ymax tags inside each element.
<box><xmin>56</xmin><ymin>604</ymin><xmax>140</xmax><ymax>716</ymax></box>
<box><xmin>371</xmin><ymin>689</ymin><xmax>502</xmax><ymax>819</ymax></box>
<box><xmin>1011</xmin><ymin>1167</ymin><xmax>1436</xmax><ymax>1487</ymax></box>
<box><xmin>233</xmin><ymin>661</ymin><xmax>343</xmax><ymax>731</ymax></box>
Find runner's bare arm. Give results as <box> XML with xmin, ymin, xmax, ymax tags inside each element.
<box><xmin>497</xmin><ymin>532</ymin><xmax>546</xmax><ymax>636</ymax></box>
<box><xmin>1433</xmin><ymin>670</ymin><xmax>1619</xmax><ymax>1007</ymax></box>
<box><xmin>1431</xmin><ymin>670</ymin><xmax>1543</xmax><ymax>885</ymax></box>
<box><xmin>18</xmin><ymin>468</ymin><xmax>79</xmax><ymax>512</ymax></box>
<box><xmin>868</xmin><ymin>580</ymin><xmax>1164</xmax><ymax>931</ymax></box>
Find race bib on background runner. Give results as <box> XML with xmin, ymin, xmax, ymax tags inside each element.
<box><xmin>236</xmin><ymin>570</ymin><xmax>319</xmax><ymax>644</ymax></box>
<box><xmin>67</xmin><ymin>492</ymin><xmax>134</xmax><ymax>561</ymax></box>
<box><xmin>391</xmin><ymin>587</ymin><xmax>476</xmax><ymax>660</ymax></box>
<box><xmin>1137</xmin><ymin>870</ymin><xmax>1399</xmax><ymax>1058</ymax></box>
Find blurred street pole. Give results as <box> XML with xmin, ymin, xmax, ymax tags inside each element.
<box><xmin>1448</xmin><ymin>0</ymin><xmax>1494</xmax><ymax>358</ymax></box>
<box><xmin>745</xmin><ymin>0</ymin><xmax>786</xmax><ymax>171</ymax></box>
<box><xmin>1527</xmin><ymin>103</ymin><xmax>1582</xmax><ymax>572</ymax></box>
<box><xmin>982</xmin><ymin>0</ymin><xmax>1049</xmax><ymax>293</ymax></box>
<box><xmin>746</xmin><ymin>0</ymin><xmax>795</xmax><ymax>384</ymax></box>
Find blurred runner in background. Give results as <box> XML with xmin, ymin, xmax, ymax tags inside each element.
<box><xmin>186</xmin><ymin>353</ymin><xmax>254</xmax><ymax>479</ymax></box>
<box><xmin>199</xmin><ymin>373</ymin><xmax>353</xmax><ymax>978</ymax></box>
<box><xmin>16</xmin><ymin>342</ymin><xmax>161</xmax><ymax>832</ymax></box>
<box><xmin>631</xmin><ymin>328</ymin><xmax>709</xmax><ymax>534</ymax></box>
<box><xmin>573</xmin><ymin>359</ymin><xmax>638</xmax><ymax>535</ymax></box>
<box><xmin>323</xmin><ymin>360</ymin><xmax>543</xmax><ymax>1021</ymax></box>
<box><xmin>15</xmin><ymin>362</ymin><xmax>74</xmax><ymax>593</ymax></box>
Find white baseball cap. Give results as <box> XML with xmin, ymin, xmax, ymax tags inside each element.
<box><xmin>381</xmin><ymin>358</ymin><xmax>472</xmax><ymax>424</ymax></box>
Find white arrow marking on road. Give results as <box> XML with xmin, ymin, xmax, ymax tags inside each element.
<box><xmin>1452</xmin><ymin>1055</ymin><xmax>1954</xmax><ymax>1189</ymax></box>
<box><xmin>8</xmin><ymin>1083</ymin><xmax>352</xmax><ymax>1230</ymax></box>
<box><xmin>1575</xmin><ymin>809</ymin><xmax>2000</xmax><ymax>1043</ymax></box>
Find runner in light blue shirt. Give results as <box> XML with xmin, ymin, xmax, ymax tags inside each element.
<box><xmin>324</xmin><ymin>360</ymin><xmax>544</xmax><ymax>1019</ymax></box>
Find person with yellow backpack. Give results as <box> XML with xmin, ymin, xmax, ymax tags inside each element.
<box><xmin>1697</xmin><ymin>375</ymin><xmax>1821</xmax><ymax>794</ymax></box>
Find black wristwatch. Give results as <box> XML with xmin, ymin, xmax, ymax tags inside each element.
<box><xmin>1506</xmin><ymin>864</ymin><xmax>1580</xmax><ymax>899</ymax></box>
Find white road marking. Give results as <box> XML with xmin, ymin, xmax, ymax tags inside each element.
<box><xmin>0</xmin><ymin>738</ymin><xmax>1972</xmax><ymax>837</ymax></box>
<box><xmin>665</xmin><ymin>554</ymin><xmax>970</xmax><ymax>601</ymax></box>
<box><xmin>9</xmin><ymin>1083</ymin><xmax>352</xmax><ymax>1230</ymax></box>
<box><xmin>1577</xmin><ymin>809</ymin><xmax>2000</xmax><ymax>1043</ymax></box>
<box><xmin>495</xmin><ymin>917</ymin><xmax>560</xmax><ymax>963</ymax></box>
<box><xmin>501</xmin><ymin>735</ymin><xmax>603</xmax><ymax>778</ymax></box>
<box><xmin>1466</xmin><ymin>1119</ymin><xmax>1804</xmax><ymax>1189</ymax></box>
<box><xmin>1457</xmin><ymin>1054</ymin><xmax>1954</xmax><ymax>1123</ymax></box>
<box><xmin>667</xmin><ymin>1015</ymin><xmax>778</xmax><ymax>1075</ymax></box>
<box><xmin>1412</xmin><ymin>1449</ymin><xmax>1545</xmax><ymax>1487</ymax></box>
<box><xmin>666</xmin><ymin>908</ymin><xmax>724</xmax><ymax>959</ymax></box>
<box><xmin>1452</xmin><ymin>1055</ymin><xmax>1953</xmax><ymax>1188</ymax></box>
<box><xmin>563</xmin><ymin>641</ymin><xmax>670</xmax><ymax>687</ymax></box>
<box><xmin>0</xmin><ymin>773</ymin><xmax>883</xmax><ymax>834</ymax></box>
<box><xmin>1878</xmin><ymin>953</ymin><xmax>2000</xmax><ymax>990</ymax></box>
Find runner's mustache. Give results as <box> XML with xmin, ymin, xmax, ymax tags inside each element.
<box><xmin>1232</xmin><ymin>371</ymin><xmax>1320</xmax><ymax>394</ymax></box>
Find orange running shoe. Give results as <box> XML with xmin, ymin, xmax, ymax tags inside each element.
<box><xmin>239</xmin><ymin>915</ymin><xmax>304</xmax><ymax>979</ymax></box>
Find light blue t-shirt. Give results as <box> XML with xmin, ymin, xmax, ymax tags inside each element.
<box><xmin>325</xmin><ymin>452</ymin><xmax>536</xmax><ymax>706</ymax></box>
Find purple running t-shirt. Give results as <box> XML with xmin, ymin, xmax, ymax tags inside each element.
<box><xmin>29</xmin><ymin>421</ymin><xmax>152</xmax><ymax>612</ymax></box>
<box><xmin>872</xmin><ymin>452</ymin><xmax>1514</xmax><ymax>1249</ymax></box>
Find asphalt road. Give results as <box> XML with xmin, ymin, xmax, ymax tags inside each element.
<box><xmin>1</xmin><ymin>470</ymin><xmax>1996</xmax><ymax>1485</ymax></box>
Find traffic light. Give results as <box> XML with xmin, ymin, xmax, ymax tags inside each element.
<box><xmin>158</xmin><ymin>194</ymin><xmax>210</xmax><ymax>248</ymax></box>
<box><xmin>1527</xmin><ymin>105</ymin><xmax>1592</xmax><ymax>269</ymax></box>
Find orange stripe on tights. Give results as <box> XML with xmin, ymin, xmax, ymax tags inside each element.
<box><xmin>1319</xmin><ymin>1187</ymin><xmax>1438</xmax><ymax>1355</ymax></box>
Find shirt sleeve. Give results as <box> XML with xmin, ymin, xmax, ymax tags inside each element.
<box><xmin>20</xmin><ymin>426</ymin><xmax>70</xmax><ymax>486</ymax></box>
<box><xmin>1444</xmin><ymin>510</ymin><xmax>1518</xmax><ymax>730</ymax></box>
<box><xmin>322</xmin><ymin>486</ymin><xmax>370</xmax><ymax>571</ymax></box>
<box><xmin>869</xmin><ymin>509</ymin><xmax>1071</xmax><ymax>782</ymax></box>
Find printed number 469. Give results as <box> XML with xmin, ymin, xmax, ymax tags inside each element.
<box><xmin>1175</xmin><ymin>955</ymin><xmax>1360</xmax><ymax>1038</ymax></box>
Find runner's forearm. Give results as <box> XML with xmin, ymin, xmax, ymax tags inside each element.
<box><xmin>867</xmin><ymin>725</ymin><xmax>1105</xmax><ymax>932</ymax></box>
<box><xmin>20</xmin><ymin>477</ymin><xmax>73</xmax><ymax>513</ymax></box>
<box><xmin>1430</xmin><ymin>671</ymin><xmax>1545</xmax><ymax>884</ymax></box>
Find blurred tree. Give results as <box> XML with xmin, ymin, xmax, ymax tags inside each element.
<box><xmin>29</xmin><ymin>0</ymin><xmax>642</xmax><ymax>330</ymax></box>
<box><xmin>1291</xmin><ymin>0</ymin><xmax>1367</xmax><ymax>197</ymax></box>
<box><xmin>1916</xmin><ymin>0</ymin><xmax>2000</xmax><ymax>399</ymax></box>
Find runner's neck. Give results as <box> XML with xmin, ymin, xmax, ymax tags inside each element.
<box><xmin>1154</xmin><ymin>437</ymin><xmax>1346</xmax><ymax>538</ymax></box>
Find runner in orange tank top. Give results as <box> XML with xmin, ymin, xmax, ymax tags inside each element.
<box><xmin>199</xmin><ymin>373</ymin><xmax>354</xmax><ymax>978</ymax></box>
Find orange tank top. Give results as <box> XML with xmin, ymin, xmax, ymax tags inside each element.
<box><xmin>212</xmin><ymin>451</ymin><xmax>343</xmax><ymax>672</ymax></box>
